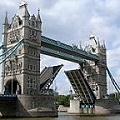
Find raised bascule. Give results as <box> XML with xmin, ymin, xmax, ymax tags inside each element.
<box><xmin>0</xmin><ymin>1</ymin><xmax>120</xmax><ymax>117</ymax></box>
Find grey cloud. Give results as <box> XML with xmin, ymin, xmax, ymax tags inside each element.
<box><xmin>40</xmin><ymin>0</ymin><xmax>58</xmax><ymax>9</ymax></box>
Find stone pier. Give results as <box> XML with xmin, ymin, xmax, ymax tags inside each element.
<box><xmin>0</xmin><ymin>94</ymin><xmax>58</xmax><ymax>117</ymax></box>
<box><xmin>67</xmin><ymin>99</ymin><xmax>120</xmax><ymax>115</ymax></box>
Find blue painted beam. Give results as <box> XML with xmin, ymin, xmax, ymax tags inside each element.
<box><xmin>41</xmin><ymin>36</ymin><xmax>99</xmax><ymax>61</ymax></box>
<box><xmin>41</xmin><ymin>47</ymin><xmax>84</xmax><ymax>63</ymax></box>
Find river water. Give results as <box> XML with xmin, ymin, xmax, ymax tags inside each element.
<box><xmin>1</xmin><ymin>114</ymin><xmax>120</xmax><ymax>120</ymax></box>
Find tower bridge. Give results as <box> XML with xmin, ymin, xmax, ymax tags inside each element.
<box><xmin>0</xmin><ymin>1</ymin><xmax>120</xmax><ymax>117</ymax></box>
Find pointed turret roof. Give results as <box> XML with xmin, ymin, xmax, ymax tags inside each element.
<box><xmin>79</xmin><ymin>41</ymin><xmax>83</xmax><ymax>49</ymax></box>
<box><xmin>30</xmin><ymin>14</ymin><xmax>36</xmax><ymax>21</ymax></box>
<box><xmin>98</xmin><ymin>40</ymin><xmax>100</xmax><ymax>47</ymax></box>
<box><xmin>17</xmin><ymin>1</ymin><xmax>30</xmax><ymax>19</ymax></box>
<box><xmin>19</xmin><ymin>0</ymin><xmax>27</xmax><ymax>7</ymax></box>
<box><xmin>103</xmin><ymin>40</ymin><xmax>106</xmax><ymax>49</ymax></box>
<box><xmin>37</xmin><ymin>9</ymin><xmax>42</xmax><ymax>23</ymax></box>
<box><xmin>4</xmin><ymin>12</ymin><xmax>9</xmax><ymax>25</ymax></box>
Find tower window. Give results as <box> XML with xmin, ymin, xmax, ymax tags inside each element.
<box><xmin>30</xmin><ymin>78</ymin><xmax>32</xmax><ymax>83</ymax></box>
<box><xmin>30</xmin><ymin>65</ymin><xmax>32</xmax><ymax>70</ymax></box>
<box><xmin>33</xmin><ymin>51</ymin><xmax>36</xmax><ymax>56</ymax></box>
<box><xmin>92</xmin><ymin>47</ymin><xmax>95</xmax><ymax>52</ymax></box>
<box><xmin>34</xmin><ymin>65</ymin><xmax>36</xmax><ymax>70</ymax></box>
<box><xmin>29</xmin><ymin>90</ymin><xmax>32</xmax><ymax>95</ymax></box>
<box><xmin>32</xmin><ymin>21</ymin><xmax>35</xmax><ymax>27</ymax></box>
<box><xmin>28</xmin><ymin>65</ymin><xmax>29</xmax><ymax>70</ymax></box>
<box><xmin>19</xmin><ymin>49</ymin><xmax>22</xmax><ymax>54</ymax></box>
<box><xmin>19</xmin><ymin>19</ymin><xmax>22</xmax><ymax>25</ymax></box>
<box><xmin>32</xmin><ymin>31</ymin><xmax>35</xmax><ymax>36</ymax></box>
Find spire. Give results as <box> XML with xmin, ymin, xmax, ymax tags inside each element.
<box><xmin>30</xmin><ymin>14</ymin><xmax>36</xmax><ymax>20</ymax></box>
<box><xmin>79</xmin><ymin>41</ymin><xmax>83</xmax><ymax>49</ymax></box>
<box><xmin>3</xmin><ymin>12</ymin><xmax>9</xmax><ymax>33</ymax></box>
<box><xmin>4</xmin><ymin>12</ymin><xmax>8</xmax><ymax>25</ymax></box>
<box><xmin>103</xmin><ymin>40</ymin><xmax>106</xmax><ymax>49</ymax></box>
<box><xmin>19</xmin><ymin>0</ymin><xmax>27</xmax><ymax>7</ymax></box>
<box><xmin>97</xmin><ymin>38</ymin><xmax>100</xmax><ymax>48</ymax></box>
<box><xmin>37</xmin><ymin>9</ymin><xmax>42</xmax><ymax>23</ymax></box>
<box><xmin>89</xmin><ymin>34</ymin><xmax>95</xmax><ymax>40</ymax></box>
<box><xmin>17</xmin><ymin>0</ymin><xmax>30</xmax><ymax>18</ymax></box>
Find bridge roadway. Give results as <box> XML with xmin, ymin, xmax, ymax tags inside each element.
<box><xmin>41</xmin><ymin>36</ymin><xmax>99</xmax><ymax>63</ymax></box>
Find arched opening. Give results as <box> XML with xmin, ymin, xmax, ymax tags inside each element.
<box><xmin>4</xmin><ymin>80</ymin><xmax>21</xmax><ymax>95</ymax></box>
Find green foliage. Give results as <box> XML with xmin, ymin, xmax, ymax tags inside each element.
<box><xmin>108</xmin><ymin>92</ymin><xmax>120</xmax><ymax>99</ymax></box>
<box><xmin>55</xmin><ymin>95</ymin><xmax>71</xmax><ymax>107</ymax></box>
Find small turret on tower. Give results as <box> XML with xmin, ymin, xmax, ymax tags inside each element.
<box><xmin>84</xmin><ymin>34</ymin><xmax>107</xmax><ymax>99</ymax></box>
<box><xmin>102</xmin><ymin>40</ymin><xmax>106</xmax><ymax>50</ymax></box>
<box><xmin>37</xmin><ymin>9</ymin><xmax>42</xmax><ymax>29</ymax></box>
<box><xmin>3</xmin><ymin>12</ymin><xmax>9</xmax><ymax>32</ymax></box>
<box><xmin>17</xmin><ymin>1</ymin><xmax>30</xmax><ymax>28</ymax></box>
<box><xmin>4</xmin><ymin>12</ymin><xmax>9</xmax><ymax>25</ymax></box>
<box><xmin>2</xmin><ymin>12</ymin><xmax>9</xmax><ymax>46</ymax></box>
<box><xmin>18</xmin><ymin>0</ymin><xmax>30</xmax><ymax>18</ymax></box>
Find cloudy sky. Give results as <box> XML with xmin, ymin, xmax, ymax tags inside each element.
<box><xmin>0</xmin><ymin>0</ymin><xmax>120</xmax><ymax>94</ymax></box>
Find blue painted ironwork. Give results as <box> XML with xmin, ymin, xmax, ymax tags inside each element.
<box><xmin>65</xmin><ymin>69</ymin><xmax>96</xmax><ymax>106</ymax></box>
<box><xmin>41</xmin><ymin>47</ymin><xmax>84</xmax><ymax>63</ymax></box>
<box><xmin>107</xmin><ymin>67</ymin><xmax>120</xmax><ymax>100</ymax></box>
<box><xmin>41</xmin><ymin>36</ymin><xmax>99</xmax><ymax>61</ymax></box>
<box><xmin>40</xmin><ymin>64</ymin><xmax>63</xmax><ymax>92</ymax></box>
<box><xmin>0</xmin><ymin>45</ymin><xmax>4</xmax><ymax>50</ymax></box>
<box><xmin>0</xmin><ymin>38</ymin><xmax>23</xmax><ymax>64</ymax></box>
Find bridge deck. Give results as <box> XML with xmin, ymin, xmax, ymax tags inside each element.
<box><xmin>40</xmin><ymin>64</ymin><xmax>63</xmax><ymax>92</ymax></box>
<box><xmin>65</xmin><ymin>69</ymin><xmax>96</xmax><ymax>104</ymax></box>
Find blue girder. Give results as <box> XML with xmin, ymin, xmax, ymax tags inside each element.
<box><xmin>0</xmin><ymin>38</ymin><xmax>24</xmax><ymax>64</ymax></box>
<box><xmin>41</xmin><ymin>47</ymin><xmax>84</xmax><ymax>63</ymax></box>
<box><xmin>41</xmin><ymin>36</ymin><xmax>99</xmax><ymax>62</ymax></box>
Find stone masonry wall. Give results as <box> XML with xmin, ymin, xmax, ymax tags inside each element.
<box><xmin>0</xmin><ymin>94</ymin><xmax>58</xmax><ymax>117</ymax></box>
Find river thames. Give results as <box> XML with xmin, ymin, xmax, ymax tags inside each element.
<box><xmin>1</xmin><ymin>114</ymin><xmax>120</xmax><ymax>120</ymax></box>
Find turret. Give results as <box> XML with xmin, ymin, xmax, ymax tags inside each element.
<box><xmin>4</xmin><ymin>12</ymin><xmax>9</xmax><ymax>26</ymax></box>
<box><xmin>2</xmin><ymin>12</ymin><xmax>9</xmax><ymax>46</ymax></box>
<box><xmin>96</xmin><ymin>39</ymin><xmax>101</xmax><ymax>54</ymax></box>
<box><xmin>102</xmin><ymin>40</ymin><xmax>106</xmax><ymax>50</ymax></box>
<box><xmin>36</xmin><ymin>9</ymin><xmax>42</xmax><ymax>30</ymax></box>
<box><xmin>17</xmin><ymin>1</ymin><xmax>30</xmax><ymax>26</ymax></box>
<box><xmin>84</xmin><ymin>34</ymin><xmax>107</xmax><ymax>99</ymax></box>
<box><xmin>88</xmin><ymin>34</ymin><xmax>97</xmax><ymax>54</ymax></box>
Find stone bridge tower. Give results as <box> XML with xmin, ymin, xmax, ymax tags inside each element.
<box><xmin>84</xmin><ymin>35</ymin><xmax>107</xmax><ymax>99</ymax></box>
<box><xmin>2</xmin><ymin>1</ymin><xmax>41</xmax><ymax>95</ymax></box>
<box><xmin>1</xmin><ymin>1</ymin><xmax>57</xmax><ymax>117</ymax></box>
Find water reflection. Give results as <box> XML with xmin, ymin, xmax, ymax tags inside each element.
<box><xmin>1</xmin><ymin>114</ymin><xmax>120</xmax><ymax>120</ymax></box>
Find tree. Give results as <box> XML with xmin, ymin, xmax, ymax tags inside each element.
<box><xmin>108</xmin><ymin>92</ymin><xmax>120</xmax><ymax>99</ymax></box>
<box><xmin>55</xmin><ymin>95</ymin><xmax>70</xmax><ymax>107</ymax></box>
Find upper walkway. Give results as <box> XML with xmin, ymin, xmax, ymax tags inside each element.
<box><xmin>41</xmin><ymin>36</ymin><xmax>99</xmax><ymax>63</ymax></box>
